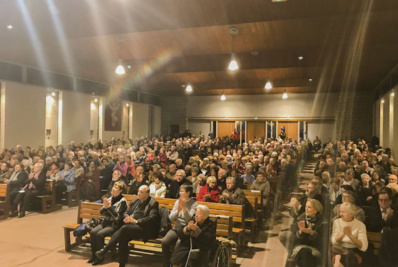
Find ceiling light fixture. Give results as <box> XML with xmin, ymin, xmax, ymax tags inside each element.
<box><xmin>391</xmin><ymin>92</ymin><xmax>395</xmax><ymax>97</ymax></box>
<box><xmin>51</xmin><ymin>92</ymin><xmax>56</xmax><ymax>96</ymax></box>
<box><xmin>126</xmin><ymin>103</ymin><xmax>129</xmax><ymax>107</ymax></box>
<box><xmin>94</xmin><ymin>98</ymin><xmax>98</xmax><ymax>102</ymax></box>
<box><xmin>309</xmin><ymin>78</ymin><xmax>312</xmax><ymax>82</ymax></box>
<box><xmin>298</xmin><ymin>56</ymin><xmax>304</xmax><ymax>60</ymax></box>
<box><xmin>282</xmin><ymin>90</ymin><xmax>288</xmax><ymax>99</ymax></box>
<box><xmin>265</xmin><ymin>81</ymin><xmax>272</xmax><ymax>90</ymax></box>
<box><xmin>381</xmin><ymin>99</ymin><xmax>384</xmax><ymax>103</ymax></box>
<box><xmin>228</xmin><ymin>28</ymin><xmax>239</xmax><ymax>71</ymax></box>
<box><xmin>7</xmin><ymin>25</ymin><xmax>13</xmax><ymax>29</ymax></box>
<box><xmin>127</xmin><ymin>65</ymin><xmax>131</xmax><ymax>69</ymax></box>
<box><xmin>115</xmin><ymin>35</ymin><xmax>125</xmax><ymax>75</ymax></box>
<box><xmin>221</xmin><ymin>93</ymin><xmax>226</xmax><ymax>101</ymax></box>
<box><xmin>185</xmin><ymin>82</ymin><xmax>193</xmax><ymax>93</ymax></box>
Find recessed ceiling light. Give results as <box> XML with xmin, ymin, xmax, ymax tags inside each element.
<box><xmin>254</xmin><ymin>117</ymin><xmax>258</xmax><ymax>120</ymax></box>
<box><xmin>51</xmin><ymin>92</ymin><xmax>56</xmax><ymax>96</ymax></box>
<box><xmin>381</xmin><ymin>99</ymin><xmax>385</xmax><ymax>103</ymax></box>
<box><xmin>127</xmin><ymin>65</ymin><xmax>131</xmax><ymax>69</ymax></box>
<box><xmin>391</xmin><ymin>92</ymin><xmax>395</xmax><ymax>97</ymax></box>
<box><xmin>126</xmin><ymin>103</ymin><xmax>129</xmax><ymax>107</ymax></box>
<box><xmin>94</xmin><ymin>98</ymin><xmax>98</xmax><ymax>102</ymax></box>
<box><xmin>7</xmin><ymin>25</ymin><xmax>13</xmax><ymax>30</ymax></box>
<box><xmin>308</xmin><ymin>78</ymin><xmax>312</xmax><ymax>82</ymax></box>
<box><xmin>298</xmin><ymin>56</ymin><xmax>304</xmax><ymax>60</ymax></box>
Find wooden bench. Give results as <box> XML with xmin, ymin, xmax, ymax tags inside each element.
<box><xmin>37</xmin><ymin>180</ymin><xmax>62</xmax><ymax>214</ymax></box>
<box><xmin>198</xmin><ymin>201</ymin><xmax>246</xmax><ymax>254</ymax></box>
<box><xmin>63</xmin><ymin>200</ymin><xmax>235</xmax><ymax>262</ymax></box>
<box><xmin>0</xmin><ymin>184</ymin><xmax>10</xmax><ymax>220</ymax></box>
<box><xmin>367</xmin><ymin>231</ymin><xmax>381</xmax><ymax>255</ymax></box>
<box><xmin>65</xmin><ymin>175</ymin><xmax>81</xmax><ymax>207</ymax></box>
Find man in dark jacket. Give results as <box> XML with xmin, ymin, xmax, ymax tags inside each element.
<box><xmin>96</xmin><ymin>185</ymin><xmax>160</xmax><ymax>267</ymax></box>
<box><xmin>167</xmin><ymin>169</ymin><xmax>192</xmax><ymax>199</ymax></box>
<box><xmin>219</xmin><ymin>177</ymin><xmax>245</xmax><ymax>205</ymax></box>
<box><xmin>366</xmin><ymin>188</ymin><xmax>398</xmax><ymax>232</ymax></box>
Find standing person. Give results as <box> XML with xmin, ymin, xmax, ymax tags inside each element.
<box><xmin>5</xmin><ymin>163</ymin><xmax>28</xmax><ymax>213</ymax></box>
<box><xmin>113</xmin><ymin>156</ymin><xmax>128</xmax><ymax>179</ymax></box>
<box><xmin>89</xmin><ymin>181</ymin><xmax>127</xmax><ymax>265</ymax></box>
<box><xmin>95</xmin><ymin>185</ymin><xmax>160</xmax><ymax>267</ymax></box>
<box><xmin>13</xmin><ymin>163</ymin><xmax>46</xmax><ymax>218</ymax></box>
<box><xmin>162</xmin><ymin>184</ymin><xmax>197</xmax><ymax>267</ymax></box>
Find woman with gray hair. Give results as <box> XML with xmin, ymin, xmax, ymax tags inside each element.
<box><xmin>331</xmin><ymin>202</ymin><xmax>368</xmax><ymax>267</ymax></box>
<box><xmin>170</xmin><ymin>205</ymin><xmax>216</xmax><ymax>267</ymax></box>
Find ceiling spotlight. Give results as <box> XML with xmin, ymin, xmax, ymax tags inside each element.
<box><xmin>265</xmin><ymin>81</ymin><xmax>272</xmax><ymax>90</ymax></box>
<box><xmin>391</xmin><ymin>92</ymin><xmax>395</xmax><ymax>97</ymax></box>
<box><xmin>126</xmin><ymin>103</ymin><xmax>129</xmax><ymax>107</ymax></box>
<box><xmin>185</xmin><ymin>83</ymin><xmax>193</xmax><ymax>93</ymax></box>
<box><xmin>298</xmin><ymin>56</ymin><xmax>304</xmax><ymax>60</ymax></box>
<box><xmin>127</xmin><ymin>65</ymin><xmax>131</xmax><ymax>69</ymax></box>
<box><xmin>381</xmin><ymin>99</ymin><xmax>385</xmax><ymax>103</ymax></box>
<box><xmin>282</xmin><ymin>90</ymin><xmax>288</xmax><ymax>99</ymax></box>
<box><xmin>6</xmin><ymin>25</ymin><xmax>13</xmax><ymax>30</ymax></box>
<box><xmin>94</xmin><ymin>98</ymin><xmax>98</xmax><ymax>102</ymax></box>
<box><xmin>228</xmin><ymin>53</ymin><xmax>239</xmax><ymax>71</ymax></box>
<box><xmin>221</xmin><ymin>94</ymin><xmax>226</xmax><ymax>101</ymax></box>
<box><xmin>51</xmin><ymin>92</ymin><xmax>56</xmax><ymax>96</ymax></box>
<box><xmin>254</xmin><ymin>117</ymin><xmax>258</xmax><ymax>120</ymax></box>
<box><xmin>309</xmin><ymin>78</ymin><xmax>312</xmax><ymax>82</ymax></box>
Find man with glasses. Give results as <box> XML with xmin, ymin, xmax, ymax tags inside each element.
<box><xmin>367</xmin><ymin>188</ymin><xmax>398</xmax><ymax>232</ymax></box>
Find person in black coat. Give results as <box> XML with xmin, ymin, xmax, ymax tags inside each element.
<box><xmin>95</xmin><ymin>185</ymin><xmax>160</xmax><ymax>267</ymax></box>
<box><xmin>167</xmin><ymin>170</ymin><xmax>192</xmax><ymax>199</ymax></box>
<box><xmin>366</xmin><ymin>188</ymin><xmax>398</xmax><ymax>232</ymax></box>
<box><xmin>13</xmin><ymin>163</ymin><xmax>46</xmax><ymax>218</ymax></box>
<box><xmin>99</xmin><ymin>158</ymin><xmax>114</xmax><ymax>190</ymax></box>
<box><xmin>170</xmin><ymin>205</ymin><xmax>216</xmax><ymax>267</ymax></box>
<box><xmin>5</xmin><ymin>163</ymin><xmax>28</xmax><ymax>212</ymax></box>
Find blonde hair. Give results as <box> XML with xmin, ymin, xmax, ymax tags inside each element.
<box><xmin>207</xmin><ymin>176</ymin><xmax>217</xmax><ymax>184</ymax></box>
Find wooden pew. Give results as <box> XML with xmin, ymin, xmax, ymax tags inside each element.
<box><xmin>37</xmin><ymin>180</ymin><xmax>62</xmax><ymax>214</ymax></box>
<box><xmin>65</xmin><ymin>175</ymin><xmax>81</xmax><ymax>207</ymax></box>
<box><xmin>0</xmin><ymin>184</ymin><xmax>10</xmax><ymax>220</ymax></box>
<box><xmin>367</xmin><ymin>231</ymin><xmax>382</xmax><ymax>255</ymax></box>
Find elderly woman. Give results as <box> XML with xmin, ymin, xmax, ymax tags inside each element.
<box><xmin>162</xmin><ymin>184</ymin><xmax>197</xmax><ymax>267</ymax></box>
<box><xmin>290</xmin><ymin>199</ymin><xmax>325</xmax><ymax>267</ymax></box>
<box><xmin>333</xmin><ymin>190</ymin><xmax>366</xmax><ymax>223</ymax></box>
<box><xmin>170</xmin><ymin>205</ymin><xmax>216</xmax><ymax>267</ymax></box>
<box><xmin>331</xmin><ymin>202</ymin><xmax>368</xmax><ymax>267</ymax></box>
<box><xmin>197</xmin><ymin>176</ymin><xmax>220</xmax><ymax>202</ymax></box>
<box><xmin>89</xmin><ymin>181</ymin><xmax>127</xmax><ymax>265</ymax></box>
<box><xmin>250</xmin><ymin>172</ymin><xmax>271</xmax><ymax>206</ymax></box>
<box><xmin>149</xmin><ymin>171</ymin><xmax>167</xmax><ymax>198</ymax></box>
<box><xmin>13</xmin><ymin>163</ymin><xmax>46</xmax><ymax>218</ymax></box>
<box><xmin>56</xmin><ymin>162</ymin><xmax>76</xmax><ymax>203</ymax></box>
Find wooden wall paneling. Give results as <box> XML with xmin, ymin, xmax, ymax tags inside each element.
<box><xmin>247</xmin><ymin>121</ymin><xmax>265</xmax><ymax>141</ymax></box>
<box><xmin>278</xmin><ymin>121</ymin><xmax>299</xmax><ymax>141</ymax></box>
<box><xmin>217</xmin><ymin>121</ymin><xmax>235</xmax><ymax>138</ymax></box>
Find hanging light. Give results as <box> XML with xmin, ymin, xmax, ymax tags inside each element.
<box><xmin>228</xmin><ymin>53</ymin><xmax>239</xmax><ymax>71</ymax></box>
<box><xmin>282</xmin><ymin>90</ymin><xmax>288</xmax><ymax>99</ymax></box>
<box><xmin>115</xmin><ymin>61</ymin><xmax>125</xmax><ymax>75</ymax></box>
<box><xmin>265</xmin><ymin>81</ymin><xmax>272</xmax><ymax>90</ymax></box>
<box><xmin>221</xmin><ymin>93</ymin><xmax>226</xmax><ymax>101</ymax></box>
<box><xmin>185</xmin><ymin>83</ymin><xmax>193</xmax><ymax>93</ymax></box>
<box><xmin>115</xmin><ymin>35</ymin><xmax>125</xmax><ymax>75</ymax></box>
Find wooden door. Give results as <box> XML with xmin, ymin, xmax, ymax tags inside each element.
<box><xmin>217</xmin><ymin>121</ymin><xmax>235</xmax><ymax>138</ymax></box>
<box><xmin>278</xmin><ymin>121</ymin><xmax>299</xmax><ymax>141</ymax></box>
<box><xmin>247</xmin><ymin>121</ymin><xmax>265</xmax><ymax>142</ymax></box>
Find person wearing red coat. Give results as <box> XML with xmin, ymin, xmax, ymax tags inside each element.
<box><xmin>197</xmin><ymin>176</ymin><xmax>220</xmax><ymax>202</ymax></box>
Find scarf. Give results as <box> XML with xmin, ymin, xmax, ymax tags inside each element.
<box><xmin>10</xmin><ymin>171</ymin><xmax>20</xmax><ymax>182</ymax></box>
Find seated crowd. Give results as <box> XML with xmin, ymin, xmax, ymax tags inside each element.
<box><xmin>2</xmin><ymin>134</ymin><xmax>398</xmax><ymax>266</ymax></box>
<box><xmin>281</xmin><ymin>138</ymin><xmax>398</xmax><ymax>267</ymax></box>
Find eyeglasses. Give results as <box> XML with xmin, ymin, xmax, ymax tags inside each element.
<box><xmin>378</xmin><ymin>199</ymin><xmax>390</xmax><ymax>202</ymax></box>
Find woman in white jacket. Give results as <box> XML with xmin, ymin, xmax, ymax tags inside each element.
<box><xmin>149</xmin><ymin>171</ymin><xmax>167</xmax><ymax>198</ymax></box>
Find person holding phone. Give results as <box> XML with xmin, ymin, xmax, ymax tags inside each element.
<box><xmin>89</xmin><ymin>181</ymin><xmax>127</xmax><ymax>265</ymax></box>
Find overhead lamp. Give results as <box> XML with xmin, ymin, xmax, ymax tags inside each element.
<box><xmin>7</xmin><ymin>25</ymin><xmax>13</xmax><ymax>30</ymax></box>
<box><xmin>309</xmin><ymin>78</ymin><xmax>312</xmax><ymax>82</ymax></box>
<box><xmin>185</xmin><ymin>83</ymin><xmax>193</xmax><ymax>93</ymax></box>
<box><xmin>391</xmin><ymin>92</ymin><xmax>395</xmax><ymax>97</ymax></box>
<box><xmin>265</xmin><ymin>81</ymin><xmax>272</xmax><ymax>90</ymax></box>
<box><xmin>51</xmin><ymin>92</ymin><xmax>56</xmax><ymax>96</ymax></box>
<box><xmin>228</xmin><ymin>53</ymin><xmax>239</xmax><ymax>71</ymax></box>
<box><xmin>94</xmin><ymin>98</ymin><xmax>98</xmax><ymax>102</ymax></box>
<box><xmin>126</xmin><ymin>103</ymin><xmax>129</xmax><ymax>107</ymax></box>
<box><xmin>221</xmin><ymin>94</ymin><xmax>226</xmax><ymax>101</ymax></box>
<box><xmin>282</xmin><ymin>90</ymin><xmax>288</xmax><ymax>99</ymax></box>
<box><xmin>115</xmin><ymin>35</ymin><xmax>125</xmax><ymax>75</ymax></box>
<box><xmin>115</xmin><ymin>61</ymin><xmax>125</xmax><ymax>75</ymax></box>
<box><xmin>381</xmin><ymin>99</ymin><xmax>385</xmax><ymax>103</ymax></box>
<box><xmin>298</xmin><ymin>56</ymin><xmax>304</xmax><ymax>60</ymax></box>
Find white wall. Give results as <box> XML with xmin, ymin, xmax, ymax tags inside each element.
<box><xmin>154</xmin><ymin>106</ymin><xmax>161</xmax><ymax>136</ymax></box>
<box><xmin>187</xmin><ymin>93</ymin><xmax>338</xmax><ymax>119</ymax></box>
<box><xmin>132</xmin><ymin>102</ymin><xmax>149</xmax><ymax>138</ymax></box>
<box><xmin>188</xmin><ymin>121</ymin><xmax>211</xmax><ymax>136</ymax></box>
<box><xmin>1</xmin><ymin>81</ymin><xmax>46</xmax><ymax>148</ymax></box>
<box><xmin>61</xmin><ymin>90</ymin><xmax>91</xmax><ymax>144</ymax></box>
<box><xmin>90</xmin><ymin>99</ymin><xmax>99</xmax><ymax>141</ymax></box>
<box><xmin>307</xmin><ymin>121</ymin><xmax>336</xmax><ymax>142</ymax></box>
<box><xmin>45</xmin><ymin>93</ymin><xmax>58</xmax><ymax>147</ymax></box>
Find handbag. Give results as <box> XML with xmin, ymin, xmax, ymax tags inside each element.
<box><xmin>73</xmin><ymin>223</ymin><xmax>88</xmax><ymax>237</ymax></box>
